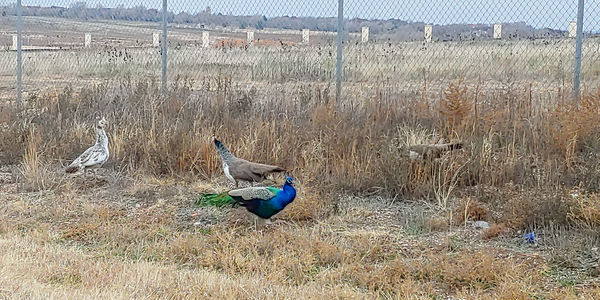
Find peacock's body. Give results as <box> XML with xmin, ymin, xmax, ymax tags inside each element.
<box><xmin>198</xmin><ymin>176</ymin><xmax>296</xmax><ymax>220</ymax></box>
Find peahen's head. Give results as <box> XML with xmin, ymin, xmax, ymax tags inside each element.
<box><xmin>96</xmin><ymin>117</ymin><xmax>108</xmax><ymax>129</ymax></box>
<box><xmin>213</xmin><ymin>138</ymin><xmax>222</xmax><ymax>147</ymax></box>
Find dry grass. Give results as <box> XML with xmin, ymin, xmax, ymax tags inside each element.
<box><xmin>568</xmin><ymin>187</ymin><xmax>600</xmax><ymax>229</ymax></box>
<box><xmin>0</xmin><ymin>180</ymin><xmax>598</xmax><ymax>299</ymax></box>
<box><xmin>481</xmin><ymin>223</ymin><xmax>509</xmax><ymax>240</ymax></box>
<box><xmin>0</xmin><ymin>235</ymin><xmax>373</xmax><ymax>299</ymax></box>
<box><xmin>1</xmin><ymin>22</ymin><xmax>600</xmax><ymax>295</ymax></box>
<box><xmin>2</xmin><ymin>78</ymin><xmax>600</xmax><ymax>228</ymax></box>
<box><xmin>454</xmin><ymin>198</ymin><xmax>489</xmax><ymax>226</ymax></box>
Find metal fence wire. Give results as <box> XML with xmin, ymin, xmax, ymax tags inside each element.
<box><xmin>0</xmin><ymin>0</ymin><xmax>598</xmax><ymax>103</ymax></box>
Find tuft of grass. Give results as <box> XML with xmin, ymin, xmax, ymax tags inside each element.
<box><xmin>454</xmin><ymin>198</ymin><xmax>489</xmax><ymax>226</ymax></box>
<box><xmin>16</xmin><ymin>127</ymin><xmax>65</xmax><ymax>191</ymax></box>
<box><xmin>568</xmin><ymin>187</ymin><xmax>600</xmax><ymax>229</ymax></box>
<box><xmin>278</xmin><ymin>186</ymin><xmax>328</xmax><ymax>222</ymax></box>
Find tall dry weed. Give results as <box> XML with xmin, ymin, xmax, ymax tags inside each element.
<box><xmin>20</xmin><ymin>128</ymin><xmax>42</xmax><ymax>186</ymax></box>
<box><xmin>17</xmin><ymin>127</ymin><xmax>63</xmax><ymax>191</ymax></box>
<box><xmin>438</xmin><ymin>80</ymin><xmax>472</xmax><ymax>138</ymax></box>
<box><xmin>549</xmin><ymin>91</ymin><xmax>600</xmax><ymax>166</ymax></box>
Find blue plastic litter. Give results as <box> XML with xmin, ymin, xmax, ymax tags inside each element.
<box><xmin>524</xmin><ymin>232</ymin><xmax>536</xmax><ymax>244</ymax></box>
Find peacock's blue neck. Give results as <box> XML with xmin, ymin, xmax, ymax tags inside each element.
<box><xmin>283</xmin><ymin>182</ymin><xmax>296</xmax><ymax>197</ymax></box>
<box><xmin>272</xmin><ymin>182</ymin><xmax>296</xmax><ymax>209</ymax></box>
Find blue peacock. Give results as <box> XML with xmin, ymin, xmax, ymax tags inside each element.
<box><xmin>197</xmin><ymin>176</ymin><xmax>296</xmax><ymax>223</ymax></box>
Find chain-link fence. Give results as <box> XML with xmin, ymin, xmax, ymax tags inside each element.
<box><xmin>0</xmin><ymin>0</ymin><xmax>598</xmax><ymax>103</ymax></box>
<box><xmin>343</xmin><ymin>0</ymin><xmax>600</xmax><ymax>103</ymax></box>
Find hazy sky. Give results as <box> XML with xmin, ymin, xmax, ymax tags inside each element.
<box><xmin>8</xmin><ymin>0</ymin><xmax>599</xmax><ymax>30</ymax></box>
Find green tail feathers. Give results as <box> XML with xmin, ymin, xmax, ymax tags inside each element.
<box><xmin>196</xmin><ymin>192</ymin><xmax>235</xmax><ymax>207</ymax></box>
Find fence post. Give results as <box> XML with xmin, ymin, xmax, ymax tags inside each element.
<box><xmin>16</xmin><ymin>0</ymin><xmax>22</xmax><ymax>104</ymax></box>
<box><xmin>202</xmin><ymin>31</ymin><xmax>209</xmax><ymax>48</ymax></box>
<box><xmin>84</xmin><ymin>33</ymin><xmax>91</xmax><ymax>48</ymax></box>
<box><xmin>568</xmin><ymin>21</ymin><xmax>577</xmax><ymax>38</ymax></box>
<box><xmin>361</xmin><ymin>26</ymin><xmax>369</xmax><ymax>43</ymax></box>
<box><xmin>336</xmin><ymin>0</ymin><xmax>343</xmax><ymax>103</ymax></box>
<box><xmin>247</xmin><ymin>31</ymin><xmax>254</xmax><ymax>46</ymax></box>
<box><xmin>153</xmin><ymin>32</ymin><xmax>160</xmax><ymax>47</ymax></box>
<box><xmin>573</xmin><ymin>0</ymin><xmax>584</xmax><ymax>103</ymax></box>
<box><xmin>161</xmin><ymin>0</ymin><xmax>168</xmax><ymax>96</ymax></box>
<box><xmin>302</xmin><ymin>29</ymin><xmax>310</xmax><ymax>44</ymax></box>
<box><xmin>424</xmin><ymin>25</ymin><xmax>433</xmax><ymax>42</ymax></box>
<box><xmin>493</xmin><ymin>23</ymin><xmax>502</xmax><ymax>39</ymax></box>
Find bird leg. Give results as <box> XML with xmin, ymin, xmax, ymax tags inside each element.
<box><xmin>252</xmin><ymin>217</ymin><xmax>269</xmax><ymax>231</ymax></box>
<box><xmin>265</xmin><ymin>219</ymin><xmax>288</xmax><ymax>227</ymax></box>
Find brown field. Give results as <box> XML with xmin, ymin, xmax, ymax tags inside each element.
<box><xmin>0</xmin><ymin>16</ymin><xmax>600</xmax><ymax>299</ymax></box>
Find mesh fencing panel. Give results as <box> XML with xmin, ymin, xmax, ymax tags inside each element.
<box><xmin>0</xmin><ymin>0</ymin><xmax>599</xmax><ymax>102</ymax></box>
<box><xmin>17</xmin><ymin>0</ymin><xmax>162</xmax><ymax>99</ymax></box>
<box><xmin>583</xmin><ymin>0</ymin><xmax>600</xmax><ymax>91</ymax></box>
<box><xmin>165</xmin><ymin>0</ymin><xmax>337</xmax><ymax>106</ymax></box>
<box><xmin>342</xmin><ymin>0</ymin><xmax>599</xmax><ymax>103</ymax></box>
<box><xmin>0</xmin><ymin>0</ymin><xmax>17</xmax><ymax>101</ymax></box>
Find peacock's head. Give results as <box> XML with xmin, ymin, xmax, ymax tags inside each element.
<box><xmin>285</xmin><ymin>176</ymin><xmax>294</xmax><ymax>185</ymax></box>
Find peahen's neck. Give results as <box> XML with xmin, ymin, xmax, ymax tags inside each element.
<box><xmin>215</xmin><ymin>140</ymin><xmax>235</xmax><ymax>162</ymax></box>
<box><xmin>95</xmin><ymin>128</ymin><xmax>109</xmax><ymax>149</ymax></box>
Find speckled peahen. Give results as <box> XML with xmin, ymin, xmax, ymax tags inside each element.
<box><xmin>65</xmin><ymin>117</ymin><xmax>110</xmax><ymax>175</ymax></box>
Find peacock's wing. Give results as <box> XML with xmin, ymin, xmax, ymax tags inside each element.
<box><xmin>229</xmin><ymin>187</ymin><xmax>284</xmax><ymax>219</ymax></box>
<box><xmin>228</xmin><ymin>186</ymin><xmax>279</xmax><ymax>201</ymax></box>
